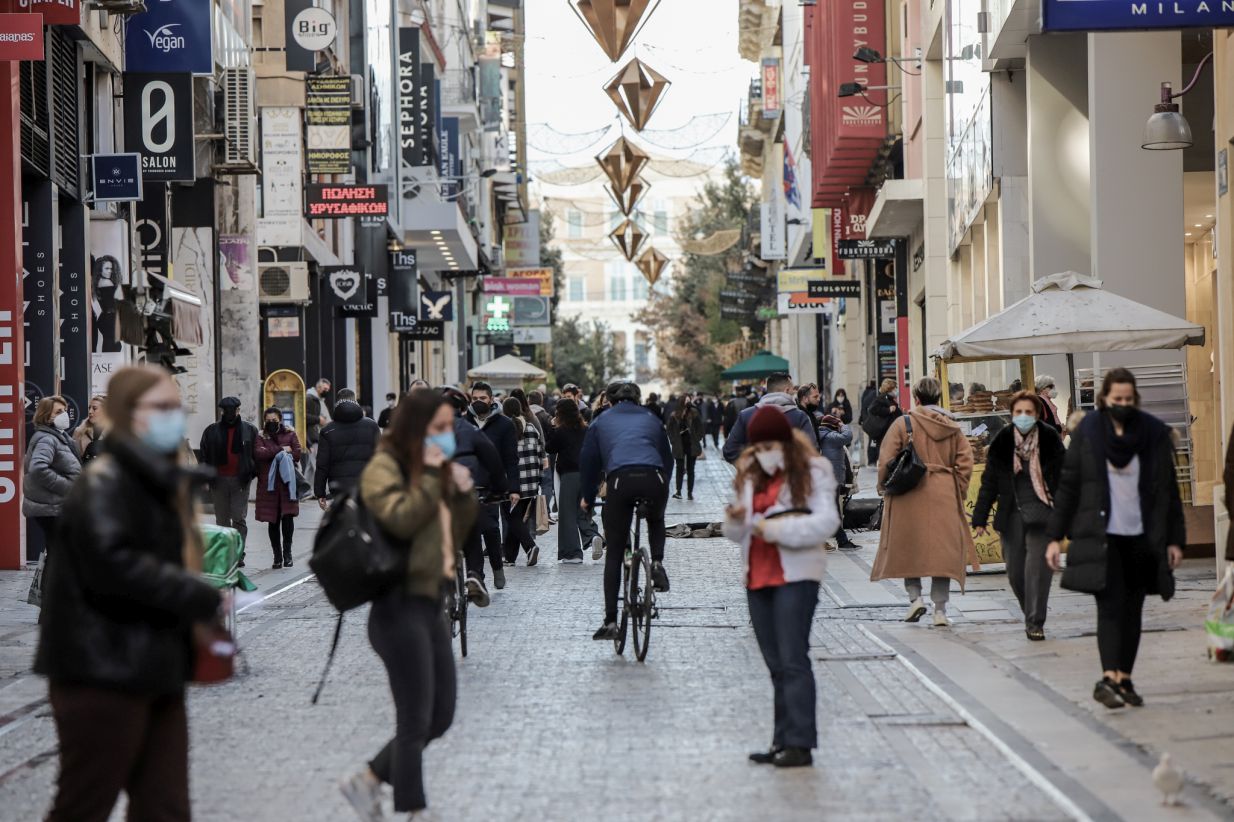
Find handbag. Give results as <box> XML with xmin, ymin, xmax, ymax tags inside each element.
<box><xmin>295</xmin><ymin>467</ymin><xmax>312</xmax><ymax>501</ymax></box>
<box><xmin>26</xmin><ymin>551</ymin><xmax>46</xmax><ymax>607</ymax></box>
<box><xmin>191</xmin><ymin>622</ymin><xmax>236</xmax><ymax>684</ymax></box>
<box><xmin>882</xmin><ymin>418</ymin><xmax>926</xmax><ymax>496</ymax></box>
<box><xmin>309</xmin><ymin>487</ymin><xmax>408</xmax><ymax>613</ymax></box>
<box><xmin>534</xmin><ymin>496</ymin><xmax>551</xmax><ymax>535</ymax></box>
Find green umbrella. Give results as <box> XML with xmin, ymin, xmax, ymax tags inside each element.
<box><xmin>720</xmin><ymin>350</ymin><xmax>790</xmax><ymax>381</ymax></box>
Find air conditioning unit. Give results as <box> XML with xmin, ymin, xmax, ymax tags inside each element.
<box><xmin>217</xmin><ymin>68</ymin><xmax>258</xmax><ymax>174</ymax></box>
<box><xmin>258</xmin><ymin>263</ymin><xmax>310</xmax><ymax>303</ymax></box>
<box><xmin>350</xmin><ymin>75</ymin><xmax>365</xmax><ymax>109</ymax></box>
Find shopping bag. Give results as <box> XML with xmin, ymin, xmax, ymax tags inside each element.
<box><xmin>1205</xmin><ymin>565</ymin><xmax>1234</xmax><ymax>663</ymax></box>
<box><xmin>26</xmin><ymin>551</ymin><xmax>45</xmax><ymax>607</ymax></box>
<box><xmin>534</xmin><ymin>496</ymin><xmax>551</xmax><ymax>535</ymax></box>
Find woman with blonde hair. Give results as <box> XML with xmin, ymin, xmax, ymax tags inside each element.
<box><xmin>35</xmin><ymin>365</ymin><xmax>221</xmax><ymax>821</ymax></box>
<box><xmin>724</xmin><ymin>405</ymin><xmax>839</xmax><ymax>768</ymax></box>
<box><xmin>73</xmin><ymin>394</ymin><xmax>108</xmax><ymax>463</ymax></box>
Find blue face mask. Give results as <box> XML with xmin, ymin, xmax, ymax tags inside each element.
<box><xmin>1012</xmin><ymin>414</ymin><xmax>1037</xmax><ymax>434</ymax></box>
<box><xmin>141</xmin><ymin>409</ymin><xmax>187</xmax><ymax>453</ymax></box>
<box><xmin>425</xmin><ymin>431</ymin><xmax>457</xmax><ymax>460</ymax></box>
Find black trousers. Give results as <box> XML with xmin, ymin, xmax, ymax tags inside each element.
<box><xmin>502</xmin><ymin>497</ymin><xmax>537</xmax><ymax>562</ymax></box>
<box><xmin>601</xmin><ymin>467</ymin><xmax>668</xmax><ymax>623</ymax></box>
<box><xmin>267</xmin><ymin>515</ymin><xmax>294</xmax><ymax>560</ymax></box>
<box><xmin>708</xmin><ymin>425</ymin><xmax>720</xmax><ymax>447</ymax></box>
<box><xmin>368</xmin><ymin>591</ymin><xmax>455</xmax><ymax>813</ymax></box>
<box><xmin>674</xmin><ymin>455</ymin><xmax>697</xmax><ymax>495</ymax></box>
<box><xmin>1095</xmin><ymin>534</ymin><xmax>1153</xmax><ymax>674</ymax></box>
<box><xmin>464</xmin><ymin>501</ymin><xmax>503</xmax><ymax>580</ymax></box>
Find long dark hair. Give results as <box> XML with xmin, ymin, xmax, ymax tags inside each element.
<box><xmin>502</xmin><ymin>397</ymin><xmax>526</xmax><ymax>436</ymax></box>
<box><xmin>382</xmin><ymin>388</ymin><xmax>449</xmax><ymax>485</ymax></box>
<box><xmin>1097</xmin><ymin>367</ymin><xmax>1140</xmax><ymax>408</ymax></box>
<box><xmin>554</xmin><ymin>397</ymin><xmax>585</xmax><ymax>430</ymax></box>
<box><xmin>510</xmin><ymin>387</ymin><xmax>533</xmax><ymax>420</ymax></box>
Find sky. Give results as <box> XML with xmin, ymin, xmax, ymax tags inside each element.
<box><xmin>522</xmin><ymin>0</ymin><xmax>751</xmax><ymax>176</ymax></box>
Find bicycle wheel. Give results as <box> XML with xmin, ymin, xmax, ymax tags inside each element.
<box><xmin>632</xmin><ymin>549</ymin><xmax>653</xmax><ymax>661</ymax></box>
<box><xmin>614</xmin><ymin>556</ymin><xmax>630</xmax><ymax>655</ymax></box>
<box><xmin>456</xmin><ymin>569</ymin><xmax>468</xmax><ymax>658</ymax></box>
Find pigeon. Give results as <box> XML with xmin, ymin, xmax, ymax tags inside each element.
<box><xmin>1152</xmin><ymin>752</ymin><xmax>1184</xmax><ymax>806</ymax></box>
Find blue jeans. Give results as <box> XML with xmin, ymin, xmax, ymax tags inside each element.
<box><xmin>746</xmin><ymin>580</ymin><xmax>820</xmax><ymax>749</ymax></box>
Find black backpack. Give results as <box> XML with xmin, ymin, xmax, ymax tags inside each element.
<box><xmin>882</xmin><ymin>417</ymin><xmax>927</xmax><ymax>496</ymax></box>
<box><xmin>308</xmin><ymin>486</ymin><xmax>407</xmax><ymax>702</ymax></box>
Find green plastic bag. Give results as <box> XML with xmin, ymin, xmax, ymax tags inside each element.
<box><xmin>200</xmin><ymin>524</ymin><xmax>257</xmax><ymax>593</ymax></box>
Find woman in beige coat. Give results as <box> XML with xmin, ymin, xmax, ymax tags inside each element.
<box><xmin>870</xmin><ymin>377</ymin><xmax>977</xmax><ymax>626</ymax></box>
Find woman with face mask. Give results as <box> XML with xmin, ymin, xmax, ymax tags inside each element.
<box><xmin>22</xmin><ymin>395</ymin><xmax>82</xmax><ymax>555</ymax></box>
<box><xmin>254</xmin><ymin>406</ymin><xmax>303</xmax><ymax>569</ymax></box>
<box><xmin>35</xmin><ymin>365</ymin><xmax>222</xmax><ymax>821</ymax></box>
<box><xmin>1034</xmin><ymin>375</ymin><xmax>1062</xmax><ymax>433</ymax></box>
<box><xmin>723</xmin><ymin>406</ymin><xmax>839</xmax><ymax>769</ymax></box>
<box><xmin>972</xmin><ymin>392</ymin><xmax>1065</xmax><ymax>640</ymax></box>
<box><xmin>341</xmin><ymin>389</ymin><xmax>477</xmax><ymax>819</ymax></box>
<box><xmin>1045</xmin><ymin>368</ymin><xmax>1185</xmax><ymax>709</ymax></box>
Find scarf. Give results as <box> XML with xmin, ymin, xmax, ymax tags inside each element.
<box><xmin>1012</xmin><ymin>426</ymin><xmax>1052</xmax><ymax>506</ymax></box>
<box><xmin>1103</xmin><ymin>409</ymin><xmax>1148</xmax><ymax>468</ymax></box>
<box><xmin>221</xmin><ymin>415</ymin><xmax>245</xmax><ymax>454</ymax></box>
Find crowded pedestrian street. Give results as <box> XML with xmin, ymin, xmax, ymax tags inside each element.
<box><xmin>0</xmin><ymin>443</ymin><xmax>1231</xmax><ymax>821</ymax></box>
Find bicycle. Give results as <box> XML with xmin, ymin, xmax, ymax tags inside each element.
<box><xmin>614</xmin><ymin>497</ymin><xmax>658</xmax><ymax>661</ymax></box>
<box><xmin>446</xmin><ymin>556</ymin><xmax>468</xmax><ymax>657</ymax></box>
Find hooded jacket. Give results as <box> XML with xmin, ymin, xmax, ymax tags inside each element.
<box><xmin>464</xmin><ymin>408</ymin><xmax>520</xmax><ymax>492</ymax></box>
<box><xmin>314</xmin><ymin>400</ymin><xmax>381</xmax><ymax>498</ymax></box>
<box><xmin>817</xmin><ymin>424</ymin><xmax>854</xmax><ymax>485</ymax></box>
<box><xmin>722</xmin><ymin>392</ymin><xmax>819</xmax><ymax>463</ymax></box>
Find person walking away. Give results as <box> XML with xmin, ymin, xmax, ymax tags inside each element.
<box><xmin>23</xmin><ymin>395</ymin><xmax>82</xmax><ymax>558</ymax></box>
<box><xmin>724</xmin><ymin>373</ymin><xmax>819</xmax><ymax>462</ymax></box>
<box><xmin>667</xmin><ymin>399</ymin><xmax>704</xmax><ymax>499</ymax></box>
<box><xmin>35</xmin><ymin>365</ymin><xmax>222</xmax><ymax>822</ymax></box>
<box><xmin>199</xmin><ymin>397</ymin><xmax>258</xmax><ymax>563</ymax></box>
<box><xmin>861</xmin><ymin>378</ymin><xmax>902</xmax><ymax>466</ymax></box>
<box><xmin>254</xmin><ymin>407</ymin><xmax>302</xmax><ymax>569</ymax></box>
<box><xmin>465</xmin><ymin>381</ymin><xmax>520</xmax><ymax>589</ymax></box>
<box><xmin>1035</xmin><ymin>375</ymin><xmax>1063</xmax><ymax>433</ymax></box>
<box><xmin>73</xmin><ymin>394</ymin><xmax>108</xmax><ymax>464</ymax></box>
<box><xmin>303</xmin><ymin>377</ymin><xmax>331</xmax><ymax>482</ymax></box>
<box><xmin>314</xmin><ymin>388</ymin><xmax>381</xmax><ymax>507</ymax></box>
<box><xmin>1045</xmin><ymin>367</ymin><xmax>1184</xmax><ymax>709</ymax></box>
<box><xmin>856</xmin><ymin>381</ymin><xmax>877</xmax><ymax>465</ymax></box>
<box><xmin>546</xmin><ymin>399</ymin><xmax>602</xmax><ymax>563</ymax></box>
<box><xmin>818</xmin><ymin>414</ymin><xmax>857</xmax><ymax>550</ymax></box>
<box><xmin>377</xmin><ymin>392</ymin><xmax>398</xmax><ymax>430</ymax></box>
<box><xmin>870</xmin><ymin>377</ymin><xmax>977</xmax><ymax>627</ymax></box>
<box><xmin>723</xmin><ymin>406</ymin><xmax>838</xmax><ymax>768</ymax></box>
<box><xmin>502</xmin><ymin>397</ymin><xmax>544</xmax><ymax>567</ymax></box>
<box><xmin>972</xmin><ymin>392</ymin><xmax>1064</xmax><ymax>640</ymax></box>
<box><xmin>705</xmin><ymin>395</ymin><xmax>722</xmax><ymax>448</ymax></box>
<box><xmin>529</xmin><ymin>390</ymin><xmax>557</xmax><ymax>515</ymax></box>
<box><xmin>341</xmin><ymin>391</ymin><xmax>476</xmax><ymax>820</ymax></box>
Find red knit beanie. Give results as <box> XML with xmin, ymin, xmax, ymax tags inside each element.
<box><xmin>747</xmin><ymin>405</ymin><xmax>793</xmax><ymax>443</ymax></box>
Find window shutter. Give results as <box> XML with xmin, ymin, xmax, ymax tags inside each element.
<box><xmin>49</xmin><ymin>30</ymin><xmax>80</xmax><ymax>199</ymax></box>
<box><xmin>20</xmin><ymin>56</ymin><xmax>51</xmax><ymax>178</ymax></box>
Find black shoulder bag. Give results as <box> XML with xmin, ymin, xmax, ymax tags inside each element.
<box><xmin>883</xmin><ymin>418</ymin><xmax>927</xmax><ymax>496</ymax></box>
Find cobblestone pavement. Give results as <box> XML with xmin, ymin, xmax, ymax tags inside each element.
<box><xmin>0</xmin><ymin>447</ymin><xmax>1082</xmax><ymax>820</ymax></box>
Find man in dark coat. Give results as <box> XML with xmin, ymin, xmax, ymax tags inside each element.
<box><xmin>464</xmin><ymin>380</ymin><xmax>520</xmax><ymax>590</ymax></box>
<box><xmin>314</xmin><ymin>388</ymin><xmax>380</xmax><ymax>506</ymax></box>
<box><xmin>723</xmin><ymin>373</ymin><xmax>818</xmax><ymax>463</ymax></box>
<box><xmin>199</xmin><ymin>397</ymin><xmax>258</xmax><ymax>557</ymax></box>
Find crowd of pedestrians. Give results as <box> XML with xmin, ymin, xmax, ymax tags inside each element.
<box><xmin>19</xmin><ymin>358</ymin><xmax>1210</xmax><ymax>818</ymax></box>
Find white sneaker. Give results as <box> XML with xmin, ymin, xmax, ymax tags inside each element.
<box><xmin>933</xmin><ymin>609</ymin><xmax>950</xmax><ymax>628</ymax></box>
<box><xmin>340</xmin><ymin>768</ymin><xmax>385</xmax><ymax>822</ymax></box>
<box><xmin>591</xmin><ymin>535</ymin><xmax>604</xmax><ymax>560</ymax></box>
<box><xmin>903</xmin><ymin>598</ymin><xmax>927</xmax><ymax>623</ymax></box>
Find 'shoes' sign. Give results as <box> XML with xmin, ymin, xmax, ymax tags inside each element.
<box><xmin>125</xmin><ymin>0</ymin><xmax>212</xmax><ymax>74</ymax></box>
<box><xmin>304</xmin><ymin>184</ymin><xmax>389</xmax><ymax>218</ymax></box>
<box><xmin>124</xmin><ymin>73</ymin><xmax>195</xmax><ymax>182</ymax></box>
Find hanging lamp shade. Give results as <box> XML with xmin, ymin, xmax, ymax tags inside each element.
<box><xmin>605</xmin><ymin>177</ymin><xmax>648</xmax><ymax>216</ymax></box>
<box><xmin>636</xmin><ymin>246</ymin><xmax>668</xmax><ymax>286</ymax></box>
<box><xmin>595</xmin><ymin>136</ymin><xmax>650</xmax><ymax>194</ymax></box>
<box><xmin>604</xmin><ymin>58</ymin><xmax>671</xmax><ymax>131</ymax></box>
<box><xmin>609</xmin><ymin>219</ymin><xmax>648</xmax><ymax>261</ymax></box>
<box><xmin>569</xmin><ymin>0</ymin><xmax>660</xmax><ymax>62</ymax></box>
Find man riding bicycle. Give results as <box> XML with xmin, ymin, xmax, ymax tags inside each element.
<box><xmin>579</xmin><ymin>381</ymin><xmax>674</xmax><ymax>641</ymax></box>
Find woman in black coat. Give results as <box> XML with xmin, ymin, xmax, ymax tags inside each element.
<box><xmin>830</xmin><ymin>388</ymin><xmax>853</xmax><ymax>425</ymax></box>
<box><xmin>1045</xmin><ymin>368</ymin><xmax>1184</xmax><ymax>710</ymax></box>
<box><xmin>972</xmin><ymin>392</ymin><xmax>1065</xmax><ymax>640</ymax></box>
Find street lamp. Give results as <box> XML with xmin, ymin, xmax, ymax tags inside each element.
<box><xmin>1142</xmin><ymin>52</ymin><xmax>1212</xmax><ymax>151</ymax></box>
<box><xmin>838</xmin><ymin>83</ymin><xmax>900</xmax><ymax>98</ymax></box>
<box><xmin>853</xmin><ymin>47</ymin><xmax>922</xmax><ymax>75</ymax></box>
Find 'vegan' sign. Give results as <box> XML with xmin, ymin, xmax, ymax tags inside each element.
<box><xmin>304</xmin><ymin>184</ymin><xmax>389</xmax><ymax>218</ymax></box>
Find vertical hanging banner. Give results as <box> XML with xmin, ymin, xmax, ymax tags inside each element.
<box><xmin>760</xmin><ymin>200</ymin><xmax>786</xmax><ymax>261</ymax></box>
<box><xmin>438</xmin><ymin>116</ymin><xmax>459</xmax><ymax>197</ymax></box>
<box><xmin>134</xmin><ymin>182</ymin><xmax>168</xmax><ymax>278</ymax></box>
<box><xmin>422</xmin><ymin>63</ymin><xmax>438</xmax><ymax>168</ymax></box>
<box><xmin>58</xmin><ymin>202</ymin><xmax>90</xmax><ymax>427</ymax></box>
<box><xmin>761</xmin><ymin>57</ymin><xmax>781</xmax><ymax>118</ymax></box>
<box><xmin>170</xmin><ymin>225</ymin><xmax>216</xmax><ymax>444</ymax></box>
<box><xmin>22</xmin><ymin>181</ymin><xmax>56</xmax><ymax>428</ymax></box>
<box><xmin>89</xmin><ymin>219</ymin><xmax>130</xmax><ymax>395</ymax></box>
<box><xmin>305</xmin><ymin>75</ymin><xmax>351</xmax><ymax>174</ymax></box>
<box><xmin>124</xmin><ymin>0</ymin><xmax>213</xmax><ymax>74</ymax></box>
<box><xmin>257</xmin><ymin>107</ymin><xmax>303</xmax><ymax>246</ymax></box>
<box><xmin>388</xmin><ymin>249</ymin><xmax>419</xmax><ymax>332</ymax></box>
<box><xmin>124</xmin><ymin>73</ymin><xmax>195</xmax><ymax>182</ymax></box>
<box><xmin>503</xmin><ymin>210</ymin><xmax>540</xmax><ymax>268</ymax></box>
<box><xmin>397</xmin><ymin>28</ymin><xmax>424</xmax><ymax>167</ymax></box>
<box><xmin>283</xmin><ymin>0</ymin><xmax>338</xmax><ymax>72</ymax></box>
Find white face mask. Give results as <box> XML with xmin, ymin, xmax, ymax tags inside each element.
<box><xmin>53</xmin><ymin>411</ymin><xmax>71</xmax><ymax>431</ymax></box>
<box><xmin>754</xmin><ymin>447</ymin><xmax>785</xmax><ymax>475</ymax></box>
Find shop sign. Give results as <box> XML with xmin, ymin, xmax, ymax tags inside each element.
<box><xmin>483</xmin><ymin>277</ymin><xmax>541</xmax><ymax>296</ymax></box>
<box><xmin>290</xmin><ymin>5</ymin><xmax>335</xmax><ymax>52</ymax></box>
<box><xmin>23</xmin><ymin>182</ymin><xmax>55</xmax><ymax>430</ymax></box>
<box><xmin>258</xmin><ymin>107</ymin><xmax>302</xmax><ymax>246</ymax></box>
<box><xmin>135</xmin><ymin>182</ymin><xmax>168</xmax><ymax>278</ymax></box>
<box><xmin>1</xmin><ymin>1</ymin><xmax>77</xmax><ymax>25</ymax></box>
<box><xmin>90</xmin><ymin>153</ymin><xmax>142</xmax><ymax>203</ymax></box>
<box><xmin>124</xmin><ymin>73</ymin><xmax>195</xmax><ymax>182</ymax></box>
<box><xmin>505</xmin><ymin>265</ymin><xmax>553</xmax><ymax>297</ymax></box>
<box><xmin>304</xmin><ymin>184</ymin><xmax>389</xmax><ymax>218</ymax></box>
<box><xmin>503</xmin><ymin>211</ymin><xmax>541</xmax><ymax>268</ymax></box>
<box><xmin>760</xmin><ymin>200</ymin><xmax>786</xmax><ymax>260</ymax></box>
<box><xmin>125</xmin><ymin>0</ymin><xmax>212</xmax><ymax>74</ymax></box>
<box><xmin>0</xmin><ymin>12</ymin><xmax>43</xmax><ymax>60</ymax></box>
<box><xmin>324</xmin><ymin>266</ymin><xmax>377</xmax><ymax>318</ymax></box>
<box><xmin>483</xmin><ymin>294</ymin><xmax>512</xmax><ymax>332</ymax></box>
<box><xmin>836</xmin><ymin>239</ymin><xmax>897</xmax><ymax>260</ymax></box>
<box><xmin>476</xmin><ymin>331</ymin><xmax>513</xmax><ymax>346</ymax></box>
<box><xmin>306</xmin><ymin>75</ymin><xmax>351</xmax><ymax>174</ymax></box>
<box><xmin>388</xmin><ymin>249</ymin><xmax>418</xmax><ymax>332</ymax></box>
<box><xmin>1042</xmin><ymin>0</ymin><xmax>1234</xmax><ymax>30</ymax></box>
<box><xmin>511</xmin><ymin>295</ymin><xmax>550</xmax><ymax>326</ymax></box>
<box><xmin>841</xmin><ymin>188</ymin><xmax>876</xmax><ymax>240</ymax></box>
<box><xmin>420</xmin><ymin>289</ymin><xmax>453</xmax><ymax>321</ymax></box>
<box><xmin>57</xmin><ymin>203</ymin><xmax>89</xmax><ymax>427</ymax></box>
<box><xmin>761</xmin><ymin>57</ymin><xmax>781</xmax><ymax>118</ymax></box>
<box><xmin>397</xmin><ymin>28</ymin><xmax>425</xmax><ymax>167</ymax></box>
<box><xmin>720</xmin><ymin>304</ymin><xmax>755</xmax><ymax>320</ymax></box>
<box><xmin>807</xmin><ymin>280</ymin><xmax>861</xmax><ymax>299</ymax></box>
<box><xmin>400</xmin><ymin>319</ymin><xmax>445</xmax><ymax>340</ymax></box>
<box><xmin>284</xmin><ymin>0</ymin><xmax>315</xmax><ymax>72</ymax></box>
<box><xmin>513</xmin><ymin>327</ymin><xmax>551</xmax><ymax>344</ymax></box>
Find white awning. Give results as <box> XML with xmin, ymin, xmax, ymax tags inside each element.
<box><xmin>467</xmin><ymin>354</ymin><xmax>547</xmax><ymax>381</ymax></box>
<box><xmin>936</xmin><ymin>272</ymin><xmax>1205</xmax><ymax>361</ymax></box>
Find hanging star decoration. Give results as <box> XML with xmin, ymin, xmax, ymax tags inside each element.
<box><xmin>595</xmin><ymin>136</ymin><xmax>650</xmax><ymax>194</ymax></box>
<box><xmin>604</xmin><ymin>58</ymin><xmax>671</xmax><ymax>131</ymax></box>
<box><xmin>568</xmin><ymin>0</ymin><xmax>661</xmax><ymax>62</ymax></box>
<box><xmin>605</xmin><ymin>177</ymin><xmax>648</xmax><ymax>216</ymax></box>
<box><xmin>636</xmin><ymin>246</ymin><xmax>669</xmax><ymax>286</ymax></box>
<box><xmin>609</xmin><ymin>219</ymin><xmax>648</xmax><ymax>261</ymax></box>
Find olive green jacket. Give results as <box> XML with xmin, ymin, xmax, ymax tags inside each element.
<box><xmin>359</xmin><ymin>452</ymin><xmax>477</xmax><ymax>600</ymax></box>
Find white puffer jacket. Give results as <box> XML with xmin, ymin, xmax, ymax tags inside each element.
<box><xmin>723</xmin><ymin>456</ymin><xmax>839</xmax><ymax>584</ymax></box>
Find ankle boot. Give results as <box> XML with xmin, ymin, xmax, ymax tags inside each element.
<box><xmin>283</xmin><ymin>546</ymin><xmax>294</xmax><ymax>568</ymax></box>
<box><xmin>272</xmin><ymin>546</ymin><xmax>283</xmax><ymax>570</ymax></box>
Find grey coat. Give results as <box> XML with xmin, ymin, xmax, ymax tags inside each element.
<box><xmin>23</xmin><ymin>426</ymin><xmax>82</xmax><ymax>517</ymax></box>
<box><xmin>818</xmin><ymin>424</ymin><xmax>853</xmax><ymax>484</ymax></box>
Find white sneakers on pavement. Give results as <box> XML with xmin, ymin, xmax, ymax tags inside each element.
<box><xmin>340</xmin><ymin>768</ymin><xmax>385</xmax><ymax>822</ymax></box>
<box><xmin>904</xmin><ymin>598</ymin><xmax>927</xmax><ymax>623</ymax></box>
<box><xmin>933</xmin><ymin>608</ymin><xmax>950</xmax><ymax>628</ymax></box>
<box><xmin>591</xmin><ymin>535</ymin><xmax>604</xmax><ymax>560</ymax></box>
